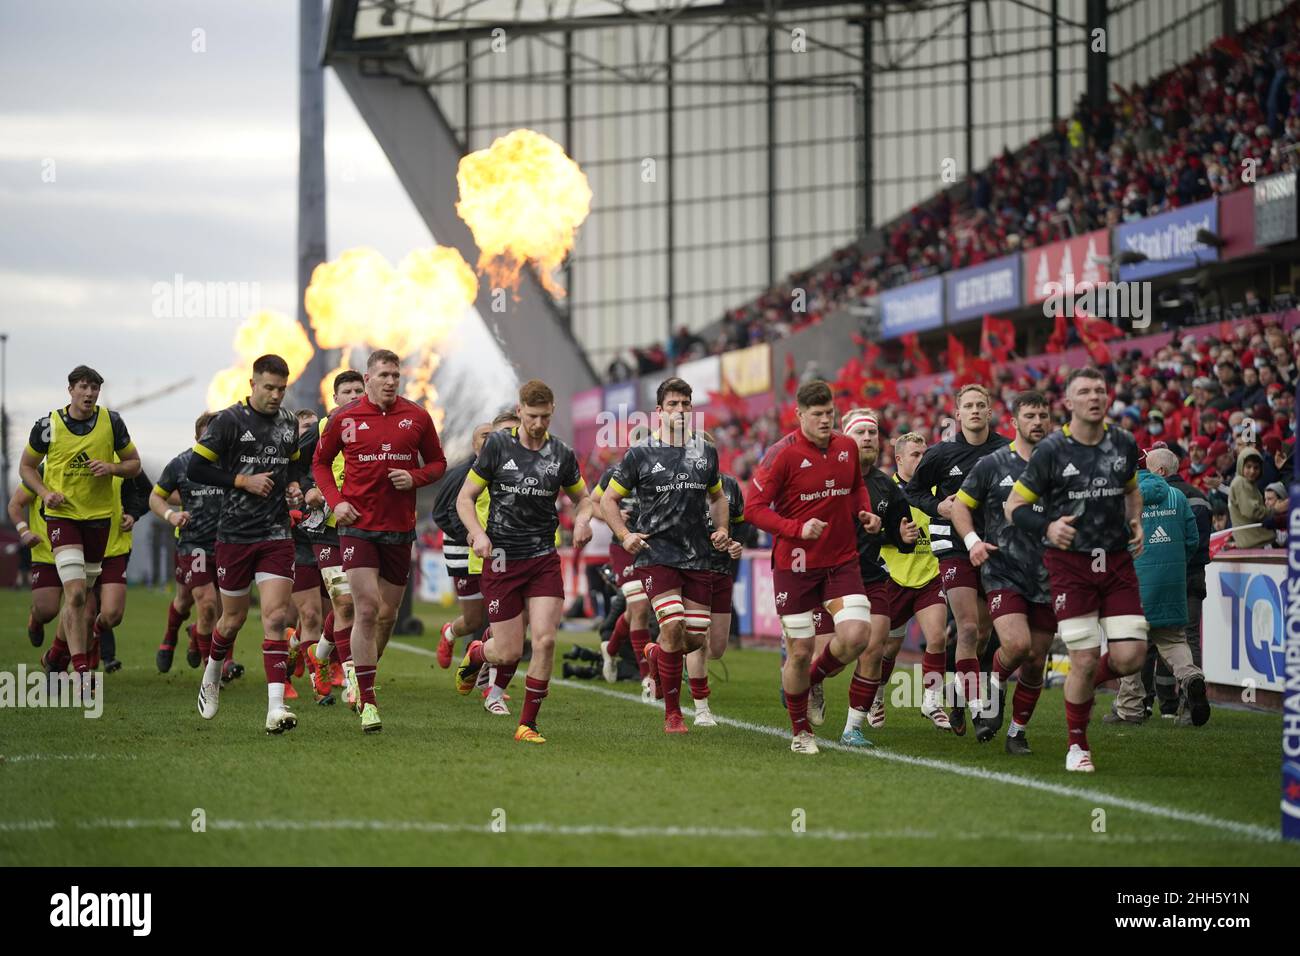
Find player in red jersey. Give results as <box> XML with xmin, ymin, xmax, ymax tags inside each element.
<box><xmin>311</xmin><ymin>349</ymin><xmax>447</xmax><ymax>733</ymax></box>
<box><xmin>744</xmin><ymin>380</ymin><xmax>879</xmax><ymax>754</ymax></box>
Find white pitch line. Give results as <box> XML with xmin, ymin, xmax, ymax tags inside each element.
<box><xmin>0</xmin><ymin>816</ymin><xmax>1217</xmax><ymax>845</ymax></box>
<box><xmin>389</xmin><ymin>640</ymin><xmax>1282</xmax><ymax>844</ymax></box>
<box><xmin>0</xmin><ymin>754</ymin><xmax>138</xmax><ymax>763</ymax></box>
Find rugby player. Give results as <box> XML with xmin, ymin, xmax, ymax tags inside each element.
<box><xmin>905</xmin><ymin>383</ymin><xmax>1009</xmax><ymax>733</ymax></box>
<box><xmin>188</xmin><ymin>353</ymin><xmax>307</xmax><ymax>734</ymax></box>
<box><xmin>433</xmin><ymin>421</ymin><xmax>493</xmax><ymax>669</ymax></box>
<box><xmin>1006</xmin><ymin>368</ymin><xmax>1148</xmax><ymax>772</ymax></box>
<box><xmin>837</xmin><ymin>409</ymin><xmax>918</xmax><ymax>746</ymax></box>
<box><xmin>600</xmin><ymin>379</ymin><xmax>732</xmax><ymax>735</ymax></box>
<box><xmin>19</xmin><ymin>365</ymin><xmax>141</xmax><ymax>685</ymax></box>
<box><xmin>951</xmin><ymin>390</ymin><xmax>1055</xmax><ymax>754</ymax></box>
<box><xmin>311</xmin><ymin>350</ymin><xmax>447</xmax><ymax>733</ymax></box>
<box><xmin>744</xmin><ymin>380</ymin><xmax>878</xmax><ymax>754</ymax></box>
<box><xmin>151</xmin><ymin>412</ymin><xmax>224</xmax><ymax>673</ymax></box>
<box><xmin>455</xmin><ymin>380</ymin><xmax>593</xmax><ymax>743</ymax></box>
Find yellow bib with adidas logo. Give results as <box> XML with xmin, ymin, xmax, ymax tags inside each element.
<box><xmin>106</xmin><ymin>473</ymin><xmax>131</xmax><ymax>558</ymax></box>
<box><xmin>44</xmin><ymin>406</ymin><xmax>116</xmax><ymax>521</ymax></box>
<box><xmin>25</xmin><ymin>488</ymin><xmax>53</xmax><ymax>564</ymax></box>
<box><xmin>320</xmin><ymin>417</ymin><xmax>346</xmax><ymax>529</ymax></box>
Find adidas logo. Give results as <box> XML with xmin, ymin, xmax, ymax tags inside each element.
<box><xmin>999</xmin><ymin>474</ymin><xmax>1015</xmax><ymax>487</ymax></box>
<box><xmin>358</xmin><ymin>422</ymin><xmax>369</xmax><ymax>430</ymax></box>
<box><xmin>502</xmin><ymin>459</ymin><xmax>518</xmax><ymax>471</ymax></box>
<box><xmin>1062</xmin><ymin>463</ymin><xmax>1080</xmax><ymax>477</ymax></box>
<box><xmin>239</xmin><ymin>430</ymin><xmax>256</xmax><ymax>442</ymax></box>
<box><xmin>70</xmin><ymin>451</ymin><xmax>91</xmax><ymax>467</ymax></box>
<box><xmin>948</xmin><ymin>465</ymin><xmax>962</xmax><ymax>476</ymax></box>
<box><xmin>1148</xmin><ymin>525</ymin><xmax>1171</xmax><ymax>544</ymax></box>
<box><xmin>651</xmin><ymin>462</ymin><xmax>666</xmax><ymax>473</ymax></box>
<box><xmin>800</xmin><ymin>459</ymin><xmax>812</xmax><ymax>468</ymax></box>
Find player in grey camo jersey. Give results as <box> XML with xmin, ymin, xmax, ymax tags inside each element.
<box><xmin>1006</xmin><ymin>367</ymin><xmax>1148</xmax><ymax>773</ymax></box>
<box><xmin>951</xmin><ymin>390</ymin><xmax>1055</xmax><ymax>753</ymax></box>
<box><xmin>188</xmin><ymin>353</ymin><xmax>309</xmax><ymax>734</ymax></box>
<box><xmin>149</xmin><ymin>412</ymin><xmax>225</xmax><ymax>673</ymax></box>
<box><xmin>601</xmin><ymin>377</ymin><xmax>732</xmax><ymax>735</ymax></box>
<box><xmin>683</xmin><ymin>434</ymin><xmax>747</xmax><ymax>727</ymax></box>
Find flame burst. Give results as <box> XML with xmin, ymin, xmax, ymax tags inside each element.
<box><xmin>206</xmin><ymin>310</ymin><xmax>314</xmax><ymax>411</ymax></box>
<box><xmin>456</xmin><ymin>128</ymin><xmax>591</xmax><ymax>298</ymax></box>
<box><xmin>305</xmin><ymin>246</ymin><xmax>478</xmax><ymax>425</ymax></box>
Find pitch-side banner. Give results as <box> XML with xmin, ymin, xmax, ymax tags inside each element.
<box><xmin>878</xmin><ymin>275</ymin><xmax>944</xmax><ymax>338</ymax></box>
<box><xmin>1205</xmin><ymin>559</ymin><xmax>1287</xmax><ymax>694</ymax></box>
<box><xmin>1023</xmin><ymin>229</ymin><xmax>1110</xmax><ymax>304</ymax></box>
<box><xmin>1115</xmin><ymin>198</ymin><xmax>1219</xmax><ymax>281</ymax></box>
<box><xmin>946</xmin><ymin>254</ymin><xmax>1021</xmax><ymax>323</ymax></box>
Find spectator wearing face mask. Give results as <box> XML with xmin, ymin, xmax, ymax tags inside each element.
<box><xmin>1264</xmin><ymin>482</ymin><xmax>1289</xmax><ymax>546</ymax></box>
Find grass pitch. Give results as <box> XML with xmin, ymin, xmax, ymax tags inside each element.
<box><xmin>1</xmin><ymin>587</ymin><xmax>1296</xmax><ymax>866</ymax></box>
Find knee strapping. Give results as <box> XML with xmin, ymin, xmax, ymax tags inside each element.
<box><xmin>652</xmin><ymin>594</ymin><xmax>684</xmax><ymax>625</ymax></box>
<box><xmin>781</xmin><ymin>611</ymin><xmax>815</xmax><ymax>640</ymax></box>
<box><xmin>1101</xmin><ymin>614</ymin><xmax>1149</xmax><ymax>644</ymax></box>
<box><xmin>684</xmin><ymin>612</ymin><xmax>711</xmax><ymax>635</ymax></box>
<box><xmin>621</xmin><ymin>579</ymin><xmax>647</xmax><ymax>602</ymax></box>
<box><xmin>54</xmin><ymin>549</ymin><xmax>86</xmax><ymax>583</ymax></box>
<box><xmin>832</xmin><ymin>593</ymin><xmax>872</xmax><ymax>624</ymax></box>
<box><xmin>322</xmin><ymin>565</ymin><xmax>351</xmax><ymax>599</ymax></box>
<box><xmin>1058</xmin><ymin>614</ymin><xmax>1103</xmax><ymax>650</ymax></box>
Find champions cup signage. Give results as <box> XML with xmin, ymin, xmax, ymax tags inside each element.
<box><xmin>1115</xmin><ymin>199</ymin><xmax>1219</xmax><ymax>281</ymax></box>
<box><xmin>1023</xmin><ymin>229</ymin><xmax>1109</xmax><ymax>304</ymax></box>
<box><xmin>878</xmin><ymin>275</ymin><xmax>944</xmax><ymax>338</ymax></box>
<box><xmin>1287</xmin><ymin>383</ymin><xmax>1300</xmax><ymax>841</ymax></box>
<box><xmin>946</xmin><ymin>254</ymin><xmax>1021</xmax><ymax>323</ymax></box>
<box><xmin>1255</xmin><ymin>170</ymin><xmax>1298</xmax><ymax>247</ymax></box>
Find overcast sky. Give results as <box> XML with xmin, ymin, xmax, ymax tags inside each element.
<box><xmin>0</xmin><ymin>0</ymin><xmax>515</xmax><ymax>480</ymax></box>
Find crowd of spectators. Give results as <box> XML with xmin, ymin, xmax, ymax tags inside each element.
<box><xmin>604</xmin><ymin>4</ymin><xmax>1300</xmax><ymax>383</ymax></box>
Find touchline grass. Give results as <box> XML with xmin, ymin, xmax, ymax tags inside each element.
<box><xmin>2</xmin><ymin>587</ymin><xmax>1296</xmax><ymax>866</ymax></box>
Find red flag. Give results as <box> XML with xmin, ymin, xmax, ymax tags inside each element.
<box><xmin>1073</xmin><ymin>309</ymin><xmax>1124</xmax><ymax>341</ymax></box>
<box><xmin>861</xmin><ymin>378</ymin><xmax>899</xmax><ymax>404</ymax></box>
<box><xmin>902</xmin><ymin>333</ymin><xmax>933</xmax><ymax>375</ymax></box>
<box><xmin>783</xmin><ymin>352</ymin><xmax>797</xmax><ymax>397</ymax></box>
<box><xmin>980</xmin><ymin>314</ymin><xmax>1016</xmax><ymax>362</ymax></box>
<box><xmin>1046</xmin><ymin>313</ymin><xmax>1069</xmax><ymax>353</ymax></box>
<box><xmin>947</xmin><ymin>334</ymin><xmax>968</xmax><ymax>376</ymax></box>
<box><xmin>1073</xmin><ymin>308</ymin><xmax>1120</xmax><ymax>366</ymax></box>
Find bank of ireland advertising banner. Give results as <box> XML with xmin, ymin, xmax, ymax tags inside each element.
<box><xmin>946</xmin><ymin>254</ymin><xmax>1021</xmax><ymax>323</ymax></box>
<box><xmin>1115</xmin><ymin>199</ymin><xmax>1219</xmax><ymax>281</ymax></box>
<box><xmin>878</xmin><ymin>275</ymin><xmax>943</xmax><ymax>339</ymax></box>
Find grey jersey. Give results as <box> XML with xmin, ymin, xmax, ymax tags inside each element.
<box><xmin>956</xmin><ymin>444</ymin><xmax>1050</xmax><ymax>604</ymax></box>
<box><xmin>608</xmin><ymin>435</ymin><xmax>722</xmax><ymax>572</ymax></box>
<box><xmin>155</xmin><ymin>449</ymin><xmax>224</xmax><ymax>553</ymax></box>
<box><xmin>1013</xmin><ymin>424</ymin><xmax>1140</xmax><ymax>554</ymax></box>
<box><xmin>707</xmin><ymin>473</ymin><xmax>746</xmax><ymax>576</ymax></box>
<box><xmin>597</xmin><ymin>464</ymin><xmax>641</xmax><ymax>528</ymax></box>
<box><xmin>196</xmin><ymin>400</ymin><xmax>303</xmax><ymax>544</ymax></box>
<box><xmin>471</xmin><ymin>428</ymin><xmax>583</xmax><ymax>560</ymax></box>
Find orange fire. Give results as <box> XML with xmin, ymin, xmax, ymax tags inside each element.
<box><xmin>456</xmin><ymin>128</ymin><xmax>591</xmax><ymax>298</ymax></box>
<box><xmin>206</xmin><ymin>309</ymin><xmax>314</xmax><ymax>411</ymax></box>
<box><xmin>305</xmin><ymin>246</ymin><xmax>478</xmax><ymax>423</ymax></box>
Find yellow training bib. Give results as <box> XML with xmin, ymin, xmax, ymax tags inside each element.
<box><xmin>44</xmin><ymin>406</ymin><xmax>116</xmax><ymax>521</ymax></box>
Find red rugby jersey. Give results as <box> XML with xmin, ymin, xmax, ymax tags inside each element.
<box><xmin>744</xmin><ymin>429</ymin><xmax>871</xmax><ymax>571</ymax></box>
<box><xmin>312</xmin><ymin>394</ymin><xmax>446</xmax><ymax>533</ymax></box>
